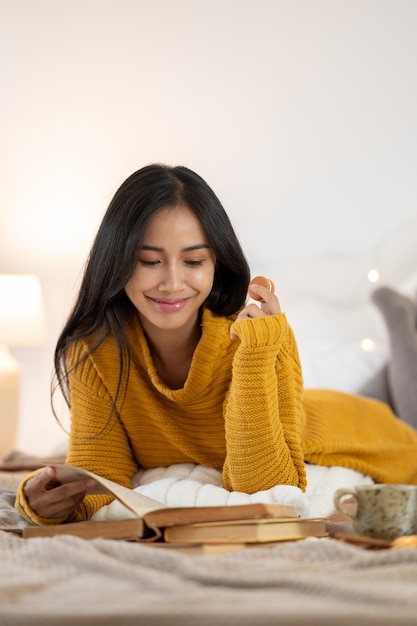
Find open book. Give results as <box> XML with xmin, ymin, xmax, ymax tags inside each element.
<box><xmin>22</xmin><ymin>464</ymin><xmax>301</xmax><ymax>542</ymax></box>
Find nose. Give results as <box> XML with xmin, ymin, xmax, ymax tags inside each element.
<box><xmin>158</xmin><ymin>263</ymin><xmax>185</xmax><ymax>293</ymax></box>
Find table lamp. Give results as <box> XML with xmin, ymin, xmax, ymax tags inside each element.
<box><xmin>0</xmin><ymin>274</ymin><xmax>47</xmax><ymax>457</ymax></box>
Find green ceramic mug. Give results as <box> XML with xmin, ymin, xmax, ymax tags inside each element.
<box><xmin>333</xmin><ymin>483</ymin><xmax>417</xmax><ymax>542</ymax></box>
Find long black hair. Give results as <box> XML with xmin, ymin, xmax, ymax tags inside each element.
<box><xmin>53</xmin><ymin>164</ymin><xmax>250</xmax><ymax>418</ymax></box>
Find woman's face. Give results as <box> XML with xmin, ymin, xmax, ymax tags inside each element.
<box><xmin>125</xmin><ymin>205</ymin><xmax>216</xmax><ymax>336</ymax></box>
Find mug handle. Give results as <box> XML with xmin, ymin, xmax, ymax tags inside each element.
<box><xmin>333</xmin><ymin>488</ymin><xmax>357</xmax><ymax>518</ymax></box>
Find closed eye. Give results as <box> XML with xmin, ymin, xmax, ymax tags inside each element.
<box><xmin>139</xmin><ymin>259</ymin><xmax>160</xmax><ymax>267</ymax></box>
<box><xmin>185</xmin><ymin>260</ymin><xmax>204</xmax><ymax>266</ymax></box>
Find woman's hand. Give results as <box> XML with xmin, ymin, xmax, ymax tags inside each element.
<box><xmin>239</xmin><ymin>282</ymin><xmax>281</xmax><ymax>318</ymax></box>
<box><xmin>231</xmin><ymin>283</ymin><xmax>281</xmax><ymax>339</ymax></box>
<box><xmin>23</xmin><ymin>467</ymin><xmax>97</xmax><ymax>519</ymax></box>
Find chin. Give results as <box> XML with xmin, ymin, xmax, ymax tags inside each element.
<box><xmin>141</xmin><ymin>309</ymin><xmax>199</xmax><ymax>332</ymax></box>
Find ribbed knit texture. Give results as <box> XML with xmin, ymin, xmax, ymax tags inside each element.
<box><xmin>16</xmin><ymin>308</ymin><xmax>417</xmax><ymax>525</ymax></box>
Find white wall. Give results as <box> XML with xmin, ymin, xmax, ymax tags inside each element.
<box><xmin>1</xmin><ymin>0</ymin><xmax>417</xmax><ymax>455</ymax></box>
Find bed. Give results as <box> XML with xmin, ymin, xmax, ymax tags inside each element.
<box><xmin>1</xmin><ymin>216</ymin><xmax>417</xmax><ymax>625</ymax></box>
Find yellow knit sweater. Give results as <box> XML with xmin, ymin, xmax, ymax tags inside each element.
<box><xmin>16</xmin><ymin>308</ymin><xmax>417</xmax><ymax>524</ymax></box>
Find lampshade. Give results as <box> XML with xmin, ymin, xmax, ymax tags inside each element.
<box><xmin>0</xmin><ymin>274</ymin><xmax>47</xmax><ymax>346</ymax></box>
<box><xmin>0</xmin><ymin>274</ymin><xmax>47</xmax><ymax>457</ymax></box>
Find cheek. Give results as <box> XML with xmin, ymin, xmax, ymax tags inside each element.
<box><xmin>125</xmin><ymin>268</ymin><xmax>145</xmax><ymax>299</ymax></box>
<box><xmin>124</xmin><ymin>280</ymin><xmax>135</xmax><ymax>303</ymax></box>
<box><xmin>194</xmin><ymin>265</ymin><xmax>215</xmax><ymax>291</ymax></box>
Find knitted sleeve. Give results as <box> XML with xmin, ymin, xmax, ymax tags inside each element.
<box><xmin>15</xmin><ymin>340</ymin><xmax>140</xmax><ymax>525</ymax></box>
<box><xmin>62</xmin><ymin>348</ymin><xmax>140</xmax><ymax>521</ymax></box>
<box><xmin>221</xmin><ymin>313</ymin><xmax>307</xmax><ymax>493</ymax></box>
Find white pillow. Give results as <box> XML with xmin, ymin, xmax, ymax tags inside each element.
<box><xmin>298</xmin><ymin>341</ymin><xmax>387</xmax><ymax>392</ymax></box>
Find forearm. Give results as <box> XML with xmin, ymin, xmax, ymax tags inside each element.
<box><xmin>15</xmin><ymin>366</ymin><xmax>140</xmax><ymax>525</ymax></box>
<box><xmin>222</xmin><ymin>314</ymin><xmax>306</xmax><ymax>493</ymax></box>
<box><xmin>67</xmin><ymin>375</ymin><xmax>140</xmax><ymax>486</ymax></box>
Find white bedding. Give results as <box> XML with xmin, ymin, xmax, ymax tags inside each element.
<box><xmin>92</xmin><ymin>462</ymin><xmax>374</xmax><ymax>521</ymax></box>
<box><xmin>3</xmin><ymin>528</ymin><xmax>417</xmax><ymax>626</ymax></box>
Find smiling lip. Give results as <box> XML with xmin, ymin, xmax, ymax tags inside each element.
<box><xmin>148</xmin><ymin>297</ymin><xmax>190</xmax><ymax>313</ymax></box>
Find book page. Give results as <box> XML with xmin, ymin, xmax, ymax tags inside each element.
<box><xmin>51</xmin><ymin>464</ymin><xmax>166</xmax><ymax>517</ymax></box>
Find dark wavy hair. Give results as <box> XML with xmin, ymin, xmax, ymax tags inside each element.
<box><xmin>53</xmin><ymin>163</ymin><xmax>250</xmax><ymax>417</ymax></box>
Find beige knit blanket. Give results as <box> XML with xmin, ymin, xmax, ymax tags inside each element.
<box><xmin>1</xmin><ymin>530</ymin><xmax>417</xmax><ymax>625</ymax></box>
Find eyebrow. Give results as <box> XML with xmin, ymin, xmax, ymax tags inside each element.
<box><xmin>140</xmin><ymin>244</ymin><xmax>211</xmax><ymax>252</ymax></box>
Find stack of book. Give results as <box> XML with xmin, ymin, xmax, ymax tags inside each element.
<box><xmin>22</xmin><ymin>464</ymin><xmax>328</xmax><ymax>548</ymax></box>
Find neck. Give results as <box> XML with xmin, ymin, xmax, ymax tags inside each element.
<box><xmin>142</xmin><ymin>314</ymin><xmax>202</xmax><ymax>389</ymax></box>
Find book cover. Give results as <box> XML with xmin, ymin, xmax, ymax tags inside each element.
<box><xmin>163</xmin><ymin>517</ymin><xmax>328</xmax><ymax>544</ymax></box>
<box><xmin>22</xmin><ymin>517</ymin><xmax>148</xmax><ymax>540</ymax></box>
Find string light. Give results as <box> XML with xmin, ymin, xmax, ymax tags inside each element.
<box><xmin>360</xmin><ymin>338</ymin><xmax>376</xmax><ymax>352</ymax></box>
<box><xmin>367</xmin><ymin>269</ymin><xmax>380</xmax><ymax>283</ymax></box>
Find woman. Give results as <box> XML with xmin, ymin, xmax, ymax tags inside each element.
<box><xmin>15</xmin><ymin>164</ymin><xmax>417</xmax><ymax>525</ymax></box>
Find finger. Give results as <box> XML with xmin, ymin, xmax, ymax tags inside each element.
<box><xmin>24</xmin><ymin>471</ymin><xmax>93</xmax><ymax>519</ymax></box>
<box><xmin>236</xmin><ymin>303</ymin><xmax>266</xmax><ymax>321</ymax></box>
<box><xmin>25</xmin><ymin>467</ymin><xmax>96</xmax><ymax>496</ymax></box>
<box><xmin>238</xmin><ymin>298</ymin><xmax>281</xmax><ymax>320</ymax></box>
<box><xmin>44</xmin><ymin>467</ymin><xmax>64</xmax><ymax>490</ymax></box>
<box><xmin>249</xmin><ymin>283</ymin><xmax>279</xmax><ymax>305</ymax></box>
<box><xmin>260</xmin><ymin>297</ymin><xmax>281</xmax><ymax>315</ymax></box>
<box><xmin>35</xmin><ymin>488</ymin><xmax>88</xmax><ymax>519</ymax></box>
<box><xmin>251</xmin><ymin>286</ymin><xmax>281</xmax><ymax>315</ymax></box>
<box><xmin>232</xmin><ymin>296</ymin><xmax>282</xmax><ymax>340</ymax></box>
<box><xmin>23</xmin><ymin>468</ymin><xmax>58</xmax><ymax>497</ymax></box>
<box><xmin>248</xmin><ymin>282</ymin><xmax>272</xmax><ymax>302</ymax></box>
